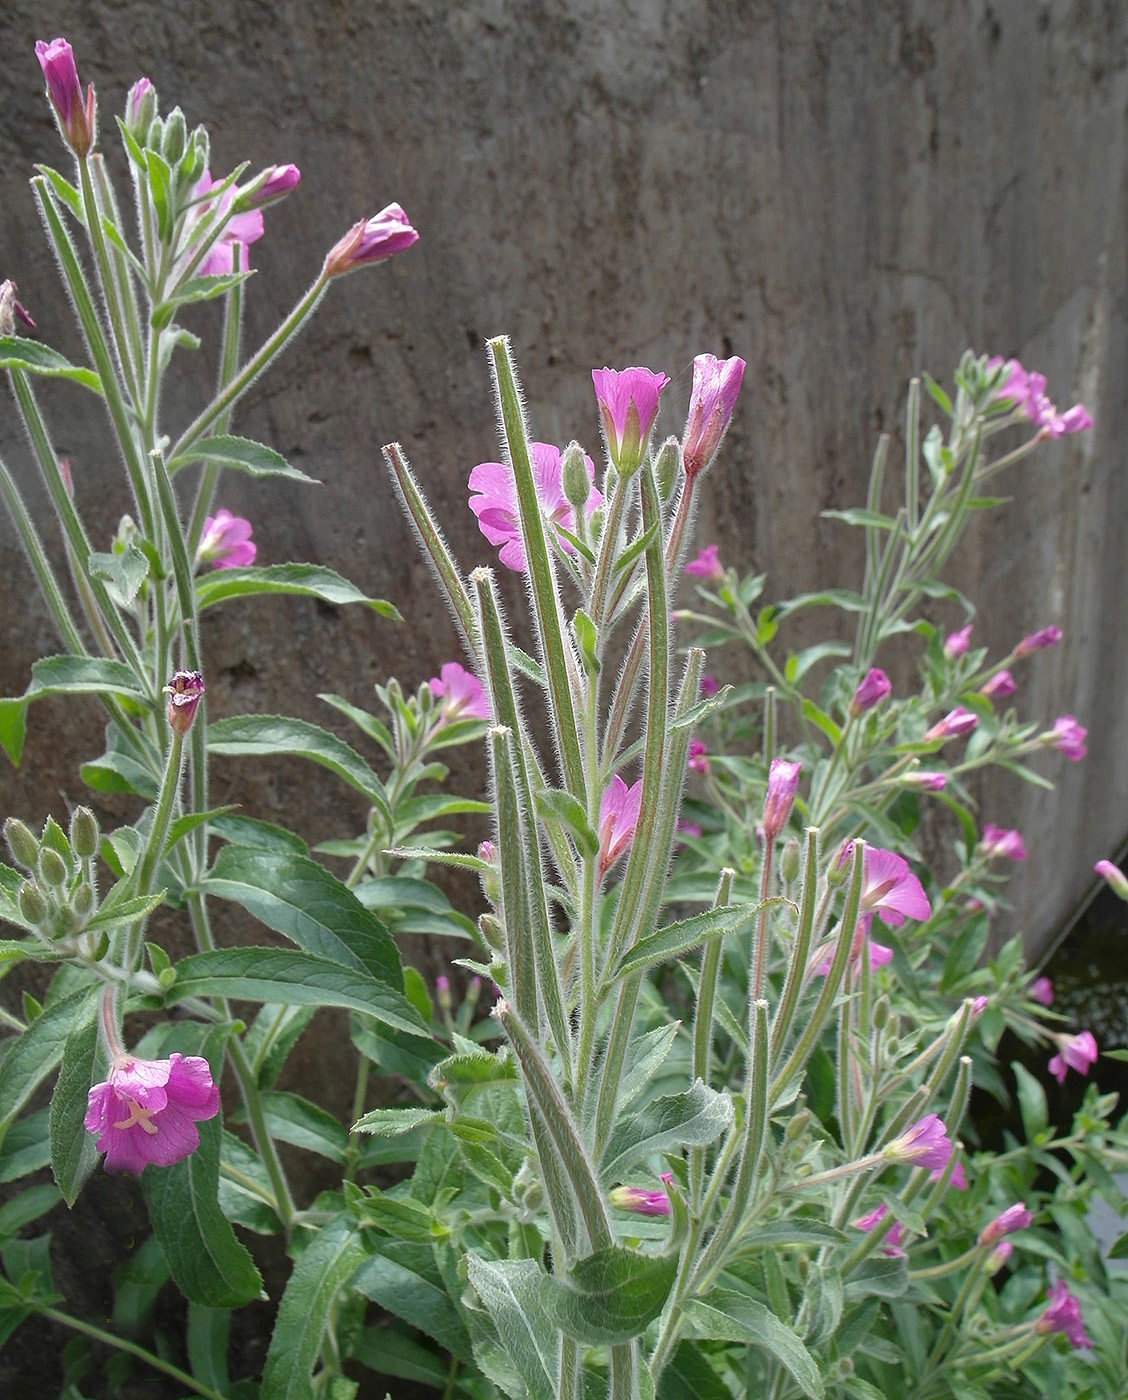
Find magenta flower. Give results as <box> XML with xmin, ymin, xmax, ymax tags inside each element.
<box><xmin>324</xmin><ymin>203</ymin><xmax>419</xmax><ymax>277</ymax></box>
<box><xmin>196</xmin><ymin>509</ymin><xmax>256</xmax><ymax>569</ymax></box>
<box><xmin>435</xmin><ymin>974</ymin><xmax>452</xmax><ymax>1010</ymax></box>
<box><xmin>0</xmin><ymin>279</ymin><xmax>36</xmax><ymax>336</ymax></box>
<box><xmin>469</xmin><ymin>441</ymin><xmax>601</xmax><ymax>573</ymax></box>
<box><xmin>124</xmin><ymin>77</ymin><xmax>153</xmax><ymax>133</ymax></box>
<box><xmin>429</xmin><ymin>662</ymin><xmax>490</xmax><ymax>722</ymax></box>
<box><xmin>164</xmin><ymin>670</ymin><xmax>205</xmax><ymax>737</ymax></box>
<box><xmin>761</xmin><ymin>759</ymin><xmax>801</xmax><ymax>842</ymax></box>
<box><xmin>969</xmin><ymin>995</ymin><xmax>989</xmax><ymax>1018</ymax></box>
<box><xmin>239</xmin><ymin>163</ymin><xmax>301</xmax><ymax>211</ymax></box>
<box><xmin>1029</xmin><ymin>976</ymin><xmax>1054</xmax><ymax>1006</ymax></box>
<box><xmin>986</xmin><ymin>1240</ymin><xmax>1013</xmax><ymax>1274</ymax></box>
<box><xmin>682</xmin><ymin>354</ymin><xmax>746</xmax><ymax>481</ymax></box>
<box><xmin>1095</xmin><ymin>859</ymin><xmax>1128</xmax><ymax>901</ymax></box>
<box><xmin>980</xmin><ymin>824</ymin><xmax>1027</xmax><ymax>861</ymax></box>
<box><xmin>687</xmin><ymin>740</ymin><xmax>709</xmax><ymax>776</ymax></box>
<box><xmin>978</xmin><ymin>1203</ymin><xmax>1032</xmax><ymax>1247</ymax></box>
<box><xmin>980</xmin><ymin>670</ymin><xmax>1017</xmax><ymax>700</ymax></box>
<box><xmin>675</xmin><ymin>818</ymin><xmax>703</xmax><ymax>841</ymax></box>
<box><xmin>923</xmin><ymin>707</ymin><xmax>978</xmax><ymax>743</ymax></box>
<box><xmin>598</xmin><ymin>775</ymin><xmax>642</xmax><ymax>876</ymax></box>
<box><xmin>608</xmin><ymin>1183</ymin><xmax>672</xmax><ymax>1217</ymax></box>
<box><xmin>814</xmin><ymin>933</ymin><xmax>893</xmax><ymax>977</ymax></box>
<box><xmin>1015</xmin><ymin>624</ymin><xmax>1062</xmax><ymax>658</ymax></box>
<box><xmin>931</xmin><ymin>1157</ymin><xmax>968</xmax><ymax>1190</ymax></box>
<box><xmin>699</xmin><ymin>674</ymin><xmax>718</xmax><ymax>700</ymax></box>
<box><xmin>192</xmin><ymin>171</ymin><xmax>265</xmax><ymax>276</ymax></box>
<box><xmin>857</xmin><ymin>845</ymin><xmax>932</xmax><ymax>927</ymax></box>
<box><xmin>945</xmin><ymin>624</ymin><xmax>973</xmax><ymax>659</ymax></box>
<box><xmin>1046</xmin><ymin>715</ymin><xmax>1087</xmax><ymax>762</ymax></box>
<box><xmin>685</xmin><ymin>543</ymin><xmax>725</xmax><ymax>583</ymax></box>
<box><xmin>35</xmin><ymin>38</ymin><xmax>95</xmax><ymax>157</ymax></box>
<box><xmin>992</xmin><ymin>359</ymin><xmax>1092</xmax><ymax>439</ymax></box>
<box><xmin>85</xmin><ymin>1053</ymin><xmax>219</xmax><ymax>1174</ymax></box>
<box><xmin>1035</xmin><ymin>1281</ymin><xmax>1091</xmax><ymax>1348</ymax></box>
<box><xmin>904</xmin><ymin>771</ymin><xmax>947</xmax><ymax>792</ymax></box>
<box><xmin>849</xmin><ymin>668</ymin><xmax>892</xmax><ymax>717</ymax></box>
<box><xmin>851</xmin><ymin>1204</ymin><xmax>905</xmax><ymax>1257</ymax></box>
<box><xmin>1048</xmin><ymin>1030</ymin><xmax>1098</xmax><ymax>1084</ymax></box>
<box><xmin>884</xmin><ymin>1113</ymin><xmax>952</xmax><ymax>1171</ymax></box>
<box><xmin>591</xmin><ymin>366</ymin><xmax>669</xmax><ymax>476</ymax></box>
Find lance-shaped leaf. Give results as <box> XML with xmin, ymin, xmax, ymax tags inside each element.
<box><xmin>352</xmin><ymin>1106</ymin><xmax>443</xmax><ymax>1136</ymax></box>
<box><xmin>601</xmin><ymin>1080</ymin><xmax>733</xmax><ymax>1181</ymax></box>
<box><xmin>615</xmin><ymin>901</ymin><xmax>767</xmax><ymax>978</ymax></box>
<box><xmin>545</xmin><ymin>1246</ymin><xmax>677</xmax><ymax>1345</ymax></box>
<box><xmin>49</xmin><ymin>989</ymin><xmax>105</xmax><ymax>1206</ymax></box>
<box><xmin>465</xmin><ymin>1257</ymin><xmax>559</xmax><ymax>1400</ymax></box>
<box><xmin>168</xmin><ymin>434</ymin><xmax>318</xmax><ymax>483</ymax></box>
<box><xmin>195</xmin><ymin>562</ymin><xmax>399</xmax><ymax>616</ymax></box>
<box><xmin>684</xmin><ymin>1291</ymin><xmax>824</xmax><ymax>1400</ymax></box>
<box><xmin>0</xmin><ymin>336</ymin><xmax>101</xmax><ymax>392</ymax></box>
<box><xmin>0</xmin><ymin>656</ymin><xmax>150</xmax><ymax>766</ymax></box>
<box><xmin>0</xmin><ymin>987</ymin><xmax>94</xmax><ymax>1148</ymax></box>
<box><xmin>353</xmin><ymin>1240</ymin><xmax>475</xmax><ymax>1364</ymax></box>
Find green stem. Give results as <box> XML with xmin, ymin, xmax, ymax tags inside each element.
<box><xmin>79</xmin><ymin>157</ymin><xmax>141</xmax><ymax>405</ymax></box>
<box><xmin>227</xmin><ymin>1036</ymin><xmax>297</xmax><ymax>1230</ymax></box>
<box><xmin>37</xmin><ymin>1306</ymin><xmax>229</xmax><ymax>1400</ymax></box>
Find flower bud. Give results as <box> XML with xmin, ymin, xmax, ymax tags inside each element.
<box><xmin>38</xmin><ymin>847</ymin><xmax>68</xmax><ymax>888</ymax></box>
<box><xmin>872</xmin><ymin>994</ymin><xmax>890</xmax><ymax>1030</ymax></box>
<box><xmin>826</xmin><ymin>847</ymin><xmax>851</xmax><ymax>887</ymax></box>
<box><xmin>164</xmin><ymin>670</ymin><xmax>205</xmax><ymax>736</ymax></box>
<box><xmin>761</xmin><ymin>759</ymin><xmax>801</xmax><ymax>843</ymax></box>
<box><xmin>177</xmin><ymin>127</ymin><xmax>208</xmax><ymax>189</ymax></box>
<box><xmin>146</xmin><ymin>115</ymin><xmax>165</xmax><ymax>152</ymax></box>
<box><xmin>18</xmin><ymin>880</ymin><xmax>48</xmax><ymax>925</ymax></box>
<box><xmin>124</xmin><ymin>78</ymin><xmax>156</xmax><ymax>143</ymax></box>
<box><xmin>1095</xmin><ymin>859</ymin><xmax>1128</xmax><ymax>902</ymax></box>
<box><xmin>682</xmin><ymin>354</ymin><xmax>745</xmax><ymax>481</ymax></box>
<box><xmin>0</xmin><ymin>280</ymin><xmax>35</xmax><ymax>337</ymax></box>
<box><xmin>72</xmin><ymin>883</ymin><xmax>94</xmax><ymax>920</ymax></box>
<box><xmin>4</xmin><ymin>817</ymin><xmax>40</xmax><ymax>870</ymax></box>
<box><xmin>780</xmin><ymin>838</ymin><xmax>801</xmax><ymax>883</ymax></box>
<box><xmin>560</xmin><ymin>441</ymin><xmax>593</xmax><ymax>509</ymax></box>
<box><xmin>985</xmin><ymin>1240</ymin><xmax>1013</xmax><ymax>1275</ymax></box>
<box><xmin>478</xmin><ymin>913</ymin><xmax>505</xmax><ymax>951</ymax></box>
<box><xmin>784</xmin><ymin>1108</ymin><xmax>810</xmax><ymax>1142</ymax></box>
<box><xmin>161</xmin><ymin>108</ymin><xmax>187</xmax><ymax>165</ymax></box>
<box><xmin>436</xmin><ymin>974</ymin><xmax>453</xmax><ymax>1012</ymax></box>
<box><xmin>323</xmin><ymin>204</ymin><xmax>419</xmax><ymax>278</ymax></box>
<box><xmin>35</xmin><ymin>38</ymin><xmax>96</xmax><ymax>158</ymax></box>
<box><xmin>653</xmin><ymin>436</ymin><xmax>680</xmax><ymax>500</ymax></box>
<box><xmin>849</xmin><ymin>668</ymin><xmax>891</xmax><ymax>718</ymax></box>
<box><xmin>70</xmin><ymin>806</ymin><xmax>99</xmax><ymax>859</ymax></box>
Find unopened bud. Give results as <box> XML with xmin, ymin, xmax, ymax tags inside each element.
<box><xmin>872</xmin><ymin>994</ymin><xmax>890</xmax><ymax>1030</ymax></box>
<box><xmin>38</xmin><ymin>848</ymin><xmax>68</xmax><ymax>888</ymax></box>
<box><xmin>886</xmin><ymin>1035</ymin><xmax>899</xmax><ymax>1056</ymax></box>
<box><xmin>4</xmin><ymin>818</ymin><xmax>40</xmax><ymax>869</ymax></box>
<box><xmin>826</xmin><ymin>851</ymin><xmax>850</xmax><ymax>887</ymax></box>
<box><xmin>560</xmin><ymin>441</ymin><xmax>592</xmax><ymax>509</ymax></box>
<box><xmin>785</xmin><ymin>1108</ymin><xmax>810</xmax><ymax>1142</ymax></box>
<box><xmin>178</xmin><ymin>128</ymin><xmax>208</xmax><ymax>188</ymax></box>
<box><xmin>146</xmin><ymin>115</ymin><xmax>165</xmax><ymax>152</ymax></box>
<box><xmin>478</xmin><ymin>913</ymin><xmax>505</xmax><ymax>951</ymax></box>
<box><xmin>18</xmin><ymin>880</ymin><xmax>48</xmax><ymax>925</ymax></box>
<box><xmin>436</xmin><ymin>974</ymin><xmax>453</xmax><ymax>1012</ymax></box>
<box><xmin>418</xmin><ymin>680</ymin><xmax>434</xmax><ymax>713</ymax></box>
<box><xmin>780</xmin><ymin>838</ymin><xmax>801</xmax><ymax>883</ymax></box>
<box><xmin>653</xmin><ymin>436</ymin><xmax>680</xmax><ymax>501</ymax></box>
<box><xmin>70</xmin><ymin>807</ymin><xmax>98</xmax><ymax>859</ymax></box>
<box><xmin>71</xmin><ymin>883</ymin><xmax>95</xmax><ymax>920</ymax></box>
<box><xmin>124</xmin><ymin>77</ymin><xmax>156</xmax><ymax>143</ymax></box>
<box><xmin>161</xmin><ymin>108</ymin><xmax>187</xmax><ymax>165</ymax></box>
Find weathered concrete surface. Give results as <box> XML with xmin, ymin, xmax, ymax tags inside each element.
<box><xmin>1</xmin><ymin>4</ymin><xmax>1126</xmax><ymax>954</ymax></box>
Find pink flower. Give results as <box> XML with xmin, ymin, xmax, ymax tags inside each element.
<box><xmin>849</xmin><ymin>668</ymin><xmax>892</xmax><ymax>717</ymax></box>
<box><xmin>682</xmin><ymin>354</ymin><xmax>746</xmax><ymax>481</ymax></box>
<box><xmin>969</xmin><ymin>995</ymin><xmax>989</xmax><ymax>1019</ymax></box>
<box><xmin>1035</xmin><ymin>1281</ymin><xmax>1091</xmax><ymax>1348</ymax></box>
<box><xmin>591</xmin><ymin>366</ymin><xmax>669</xmax><ymax>475</ymax></box>
<box><xmin>945</xmin><ymin>625</ymin><xmax>973</xmax><ymax>658</ymax></box>
<box><xmin>851</xmin><ymin>1205</ymin><xmax>906</xmax><ymax>1256</ymax></box>
<box><xmin>239</xmin><ymin>163</ymin><xmax>301</xmax><ymax>211</ymax></box>
<box><xmin>1095</xmin><ymin>859</ymin><xmax>1128</xmax><ymax>901</ymax></box>
<box><xmin>124</xmin><ymin>77</ymin><xmax>153</xmax><ymax>137</ymax></box>
<box><xmin>980</xmin><ymin>824</ymin><xmax>1027</xmax><ymax>861</ymax></box>
<box><xmin>477</xmin><ymin>840</ymin><xmax>495</xmax><ymax>863</ymax></box>
<box><xmin>814</xmin><ymin>935</ymin><xmax>893</xmax><ymax>977</ymax></box>
<box><xmin>164</xmin><ymin>669</ymin><xmax>205</xmax><ymax>737</ymax></box>
<box><xmin>608</xmin><ymin>1183</ymin><xmax>671</xmax><ymax>1216</ymax></box>
<box><xmin>761</xmin><ymin>759</ymin><xmax>801</xmax><ymax>842</ymax></box>
<box><xmin>1029</xmin><ymin>976</ymin><xmax>1054</xmax><ymax>1006</ymax></box>
<box><xmin>192</xmin><ymin>171</ymin><xmax>265</xmax><ymax>276</ymax></box>
<box><xmin>930</xmin><ymin>1157</ymin><xmax>968</xmax><ymax>1190</ymax></box>
<box><xmin>196</xmin><ymin>509</ymin><xmax>256</xmax><ymax>569</ymax></box>
<box><xmin>854</xmin><ymin>845</ymin><xmax>932</xmax><ymax>927</ymax></box>
<box><xmin>923</xmin><ymin>707</ymin><xmax>978</xmax><ymax>743</ymax></box>
<box><xmin>85</xmin><ymin>1053</ymin><xmax>219</xmax><ymax>1173</ymax></box>
<box><xmin>978</xmin><ymin>1203</ymin><xmax>1032</xmax><ymax>1247</ymax></box>
<box><xmin>687</xmin><ymin>740</ymin><xmax>709</xmax><ymax>776</ymax></box>
<box><xmin>435</xmin><ymin>974</ymin><xmax>452</xmax><ymax>1010</ymax></box>
<box><xmin>1047</xmin><ymin>715</ymin><xmax>1087</xmax><ymax>762</ymax></box>
<box><xmin>1048</xmin><ymin>1030</ymin><xmax>1098</xmax><ymax>1084</ymax></box>
<box><xmin>35</xmin><ymin>38</ymin><xmax>95</xmax><ymax>157</ymax></box>
<box><xmin>980</xmin><ymin>670</ymin><xmax>1017</xmax><ymax>700</ymax></box>
<box><xmin>1015</xmin><ymin>624</ymin><xmax>1062</xmax><ymax>658</ymax></box>
<box><xmin>986</xmin><ymin>1240</ymin><xmax>1013</xmax><ymax>1274</ymax></box>
<box><xmin>699</xmin><ymin>674</ymin><xmax>718</xmax><ymax>700</ymax></box>
<box><xmin>429</xmin><ymin>662</ymin><xmax>490</xmax><ymax>722</ymax></box>
<box><xmin>685</xmin><ymin>544</ymin><xmax>725</xmax><ymax>583</ymax></box>
<box><xmin>992</xmin><ymin>359</ymin><xmax>1092</xmax><ymax>439</ymax></box>
<box><xmin>598</xmin><ymin>775</ymin><xmax>642</xmax><ymax>876</ymax></box>
<box><xmin>884</xmin><ymin>1113</ymin><xmax>952</xmax><ymax>1171</ymax></box>
<box><xmin>469</xmin><ymin>442</ymin><xmax>601</xmax><ymax>573</ymax></box>
<box><xmin>324</xmin><ymin>203</ymin><xmax>419</xmax><ymax>277</ymax></box>
<box><xmin>675</xmin><ymin>818</ymin><xmax>702</xmax><ymax>840</ymax></box>
<box><xmin>904</xmin><ymin>771</ymin><xmax>947</xmax><ymax>792</ymax></box>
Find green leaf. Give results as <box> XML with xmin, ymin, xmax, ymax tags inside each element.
<box><xmin>352</xmin><ymin>1107</ymin><xmax>444</xmax><ymax>1136</ymax></box>
<box><xmin>353</xmin><ymin>1241</ymin><xmax>474</xmax><ymax>1364</ymax></box>
<box><xmin>601</xmin><ymin>1080</ymin><xmax>732</xmax><ymax>1180</ymax></box>
<box><xmin>260</xmin><ymin>1216</ymin><xmax>371</xmax><ymax>1400</ymax></box>
<box><xmin>351</xmin><ymin>1012</ymin><xmax>445</xmax><ymax>1084</ymax></box>
<box><xmin>0</xmin><ymin>1183</ymin><xmax>62</xmax><ymax>1242</ymax></box>
<box><xmin>195</xmin><ymin>563</ymin><xmax>399</xmax><ymax>618</ymax></box>
<box><xmin>616</xmin><ymin>902</ymin><xmax>764</xmax><ymax>977</ymax></box>
<box><xmin>743</xmin><ymin>1220</ymin><xmax>849</xmax><ymax>1249</ymax></box>
<box><xmin>0</xmin><ymin>657</ymin><xmax>149</xmax><ymax>765</ymax></box>
<box><xmin>208</xmin><ymin>715</ymin><xmax>388</xmax><ymax>813</ymax></box>
<box><xmin>843</xmin><ymin>1254</ymin><xmax>908</xmax><ymax>1301</ymax></box>
<box><xmin>0</xmin><ymin>987</ymin><xmax>94</xmax><ymax>1149</ymax></box>
<box><xmin>0</xmin><ymin>336</ymin><xmax>101</xmax><ymax>392</ymax></box>
<box><xmin>248</xmin><ymin>1090</ymin><xmax>349</xmax><ymax>1163</ymax></box>
<box><xmin>800</xmin><ymin>697</ymin><xmax>842</xmax><ymax>746</ymax></box>
<box><xmin>209</xmin><ymin>813</ymin><xmax>308</xmax><ymax>856</ymax></box>
<box><xmin>1013</xmin><ymin>1061</ymin><xmax>1049</xmax><ymax>1140</ymax></box>
<box><xmin>546</xmin><ymin>1247</ymin><xmax>677</xmax><ymax>1344</ymax></box>
<box><xmin>169</xmin><ymin>434</ymin><xmax>319</xmax><ymax>483</ymax></box>
<box><xmin>685</xmin><ymin>1291</ymin><xmax>824</xmax><ymax>1400</ymax></box>
<box><xmin>350</xmin><ymin>1326</ymin><xmax>449</xmax><ymax>1386</ymax></box>
<box><xmin>88</xmin><ymin>543</ymin><xmax>151</xmax><ymax>607</ymax></box>
<box><xmin>203</xmin><ymin>844</ymin><xmax>402</xmax><ymax>983</ymax></box>
<box><xmin>354</xmin><ymin>1188</ymin><xmax>436</xmax><ymax>1242</ymax></box>
<box><xmin>49</xmin><ymin>990</ymin><xmax>105</xmax><ymax>1206</ymax></box>
<box><xmin>657</xmin><ymin>1341</ymin><xmax>732</xmax><ymax>1400</ymax></box>
<box><xmin>112</xmin><ymin>1235</ymin><xmax>170</xmax><ymax>1334</ymax></box>
<box><xmin>168</xmin><ymin>947</ymin><xmax>432</xmax><ymax>1041</ymax></box>
<box><xmin>83</xmin><ymin>889</ymin><xmax>167</xmax><ymax>937</ymax></box>
<box><xmin>465</xmin><ymin>1257</ymin><xmax>558</xmax><ymax>1400</ymax></box>
<box><xmin>216</xmin><ymin>1132</ymin><xmax>283</xmax><ymax>1235</ymax></box>
<box><xmin>187</xmin><ymin>1304</ymin><xmax>230</xmax><ymax>1394</ymax></box>
<box><xmin>821</xmin><ymin>508</ymin><xmax>897</xmax><ymax>530</ymax></box>
<box><xmin>784</xmin><ymin>641</ymin><xmax>853</xmax><ymax>685</ymax></box>
<box><xmin>243</xmin><ymin>1003</ymin><xmax>317</xmax><ymax>1089</ymax></box>
<box><xmin>534</xmin><ymin>787</ymin><xmax>598</xmax><ymax>858</ymax></box>
<box><xmin>0</xmin><ymin>1109</ymin><xmax>51</xmax><ymax>1184</ymax></box>
<box><xmin>142</xmin><ymin>1027</ymin><xmax>263</xmax><ymax>1308</ymax></box>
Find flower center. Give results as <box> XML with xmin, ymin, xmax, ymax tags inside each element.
<box><xmin>113</xmin><ymin>1098</ymin><xmax>159</xmax><ymax>1135</ymax></box>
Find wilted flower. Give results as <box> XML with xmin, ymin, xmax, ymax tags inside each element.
<box><xmin>685</xmin><ymin>543</ymin><xmax>725</xmax><ymax>583</ymax></box>
<box><xmin>0</xmin><ymin>279</ymin><xmax>35</xmax><ymax>336</ymax></box>
<box><xmin>980</xmin><ymin>670</ymin><xmax>1016</xmax><ymax>700</ymax></box>
<box><xmin>164</xmin><ymin>670</ymin><xmax>205</xmax><ymax>737</ymax></box>
<box><xmin>682</xmin><ymin>353</ymin><xmax>746</xmax><ymax>481</ymax></box>
<box><xmin>196</xmin><ymin>509</ymin><xmax>256</xmax><ymax>569</ymax></box>
<box><xmin>1034</xmin><ymin>1280</ymin><xmax>1091</xmax><ymax>1348</ymax></box>
<box><xmin>1029</xmin><ymin>976</ymin><xmax>1054</xmax><ymax>1006</ymax></box>
<box><xmin>761</xmin><ymin>759</ymin><xmax>801</xmax><ymax>842</ymax></box>
<box><xmin>591</xmin><ymin>366</ymin><xmax>669</xmax><ymax>475</ymax></box>
<box><xmin>1015</xmin><ymin>624</ymin><xmax>1062</xmax><ymax>658</ymax></box>
<box><xmin>469</xmin><ymin>442</ymin><xmax>601</xmax><ymax>573</ymax></box>
<box><xmin>922</xmin><ymin>707</ymin><xmax>977</xmax><ymax>743</ymax></box>
<box><xmin>884</xmin><ymin>1113</ymin><xmax>952</xmax><ymax>1171</ymax></box>
<box><xmin>35</xmin><ymin>37</ymin><xmax>95</xmax><ymax>157</ymax></box>
<box><xmin>608</xmin><ymin>1183</ymin><xmax>671</xmax><ymax>1217</ymax></box>
<box><xmin>1095</xmin><ymin>859</ymin><xmax>1128</xmax><ymax>901</ymax></box>
<box><xmin>979</xmin><ymin>1203</ymin><xmax>1033</xmax><ymax>1246</ymax></box>
<box><xmin>687</xmin><ymin>740</ymin><xmax>709</xmax><ymax>776</ymax></box>
<box><xmin>944</xmin><ymin>624</ymin><xmax>972</xmax><ymax>658</ymax></box>
<box><xmin>429</xmin><ymin>662</ymin><xmax>489</xmax><ymax>722</ymax></box>
<box><xmin>851</xmin><ymin>1204</ymin><xmax>905</xmax><ymax>1257</ymax></box>
<box><xmin>85</xmin><ymin>1053</ymin><xmax>219</xmax><ymax>1173</ymax></box>
<box><xmin>324</xmin><ymin>203</ymin><xmax>419</xmax><ymax>277</ymax></box>
<box><xmin>980</xmin><ymin>824</ymin><xmax>1027</xmax><ymax>861</ymax></box>
<box><xmin>1046</xmin><ymin>715</ymin><xmax>1087</xmax><ymax>762</ymax></box>
<box><xmin>849</xmin><ymin>668</ymin><xmax>891</xmax><ymax>717</ymax></box>
<box><xmin>598</xmin><ymin>775</ymin><xmax>642</xmax><ymax>876</ymax></box>
<box><xmin>1048</xmin><ymin>1030</ymin><xmax>1098</xmax><ymax>1084</ymax></box>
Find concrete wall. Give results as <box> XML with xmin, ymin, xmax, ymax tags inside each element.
<box><xmin>1</xmin><ymin>0</ymin><xmax>1126</xmax><ymax>958</ymax></box>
